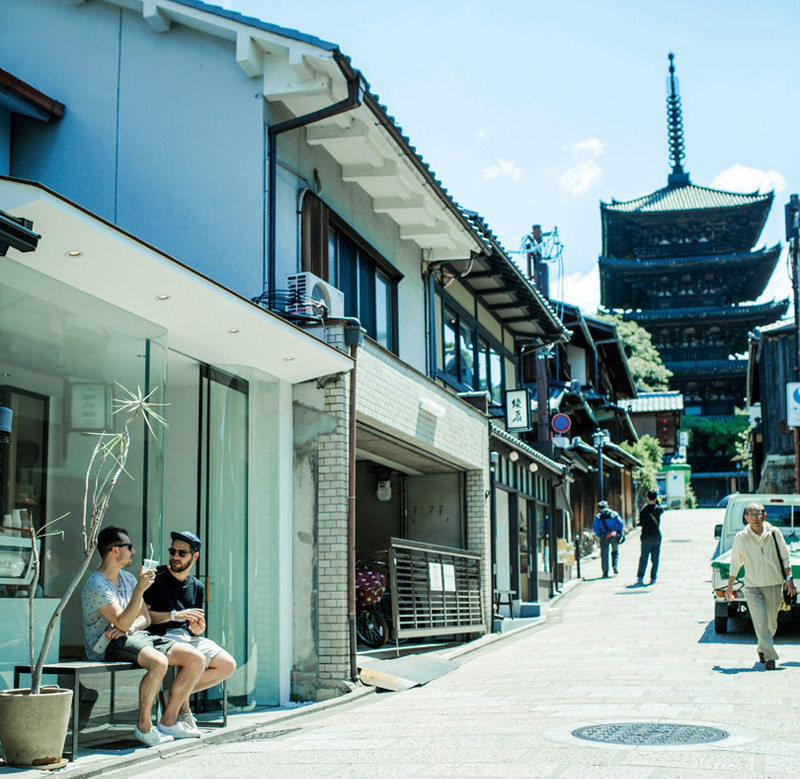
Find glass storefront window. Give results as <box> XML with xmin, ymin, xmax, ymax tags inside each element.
<box><xmin>0</xmin><ymin>260</ymin><xmax>166</xmax><ymax>654</ymax></box>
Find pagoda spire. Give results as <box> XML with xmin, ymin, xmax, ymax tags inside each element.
<box><xmin>666</xmin><ymin>52</ymin><xmax>690</xmax><ymax>187</ymax></box>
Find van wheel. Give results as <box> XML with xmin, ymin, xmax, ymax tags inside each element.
<box><xmin>714</xmin><ymin>615</ymin><xmax>728</xmax><ymax>634</ymax></box>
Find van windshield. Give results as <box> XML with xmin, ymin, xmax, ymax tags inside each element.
<box><xmin>736</xmin><ymin>504</ymin><xmax>797</xmax><ymax>530</ymax></box>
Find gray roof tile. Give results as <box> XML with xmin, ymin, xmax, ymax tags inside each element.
<box><xmin>602</xmin><ymin>183</ymin><xmax>771</xmax><ymax>213</ymax></box>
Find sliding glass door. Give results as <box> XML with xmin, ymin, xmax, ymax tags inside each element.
<box><xmin>198</xmin><ymin>365</ymin><xmax>250</xmax><ymax>702</ymax></box>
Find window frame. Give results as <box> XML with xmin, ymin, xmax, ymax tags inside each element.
<box><xmin>302</xmin><ymin>192</ymin><xmax>402</xmax><ymax>353</ymax></box>
<box><xmin>436</xmin><ymin>293</ymin><xmax>510</xmax><ymax>403</ymax></box>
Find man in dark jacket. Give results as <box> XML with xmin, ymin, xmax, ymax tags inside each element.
<box><xmin>637</xmin><ymin>490</ymin><xmax>664</xmax><ymax>585</ymax></box>
<box><xmin>592</xmin><ymin>501</ymin><xmax>624</xmax><ymax>578</ymax></box>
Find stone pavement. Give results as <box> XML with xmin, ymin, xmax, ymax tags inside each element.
<box><xmin>50</xmin><ymin>510</ymin><xmax>800</xmax><ymax>777</ymax></box>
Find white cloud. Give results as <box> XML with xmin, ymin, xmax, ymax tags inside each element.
<box><xmin>757</xmin><ymin>245</ymin><xmax>793</xmax><ymax>308</ymax></box>
<box><xmin>475</xmin><ymin>128</ymin><xmax>490</xmax><ymax>143</ymax></box>
<box><xmin>552</xmin><ymin>265</ymin><xmax>600</xmax><ymax>315</ymax></box>
<box><xmin>558</xmin><ymin>138</ymin><xmax>605</xmax><ymax>195</ymax></box>
<box><xmin>570</xmin><ymin>138</ymin><xmax>606</xmax><ymax>157</ymax></box>
<box><xmin>711</xmin><ymin>164</ymin><xmax>787</xmax><ymax>195</ymax></box>
<box><xmin>559</xmin><ymin>160</ymin><xmax>602</xmax><ymax>195</ymax></box>
<box><xmin>482</xmin><ymin>158</ymin><xmax>521</xmax><ymax>181</ymax></box>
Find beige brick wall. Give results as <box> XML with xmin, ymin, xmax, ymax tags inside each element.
<box><xmin>356</xmin><ymin>341</ymin><xmax>492</xmax><ymax>626</ymax></box>
<box><xmin>305</xmin><ymin>339</ymin><xmax>492</xmax><ymax>700</ymax></box>
<box><xmin>314</xmin><ymin>375</ymin><xmax>352</xmax><ymax>697</ymax></box>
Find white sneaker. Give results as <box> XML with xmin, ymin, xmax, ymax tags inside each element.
<box><xmin>178</xmin><ymin>710</ymin><xmax>198</xmax><ymax>730</ymax></box>
<box><xmin>134</xmin><ymin>725</ymin><xmax>174</xmax><ymax>747</ymax></box>
<box><xmin>158</xmin><ymin>721</ymin><xmax>202</xmax><ymax>739</ymax></box>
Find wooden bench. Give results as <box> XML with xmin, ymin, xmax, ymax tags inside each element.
<box><xmin>14</xmin><ymin>661</ymin><xmax>228</xmax><ymax>761</ymax></box>
<box><xmin>493</xmin><ymin>589</ymin><xmax>516</xmax><ymax>619</ymax></box>
<box><xmin>15</xmin><ymin>661</ymin><xmax>137</xmax><ymax>760</ymax></box>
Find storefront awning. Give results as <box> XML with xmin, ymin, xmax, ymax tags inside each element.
<box><xmin>0</xmin><ymin>177</ymin><xmax>353</xmax><ymax>383</ymax></box>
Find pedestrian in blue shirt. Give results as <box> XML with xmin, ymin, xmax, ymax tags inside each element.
<box><xmin>593</xmin><ymin>501</ymin><xmax>624</xmax><ymax>578</ymax></box>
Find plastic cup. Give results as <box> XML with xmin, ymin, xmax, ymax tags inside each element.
<box><xmin>142</xmin><ymin>558</ymin><xmax>159</xmax><ymax>571</ymax></box>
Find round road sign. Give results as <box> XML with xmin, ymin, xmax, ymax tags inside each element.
<box><xmin>552</xmin><ymin>413</ymin><xmax>571</xmax><ymax>434</ymax></box>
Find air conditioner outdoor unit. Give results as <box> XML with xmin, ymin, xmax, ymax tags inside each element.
<box><xmin>286</xmin><ymin>271</ymin><xmax>345</xmax><ymax>318</ymax></box>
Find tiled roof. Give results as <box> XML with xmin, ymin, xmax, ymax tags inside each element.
<box><xmin>601</xmin><ymin>183</ymin><xmax>772</xmax><ymax>213</ymax></box>
<box><xmin>460</xmin><ymin>210</ymin><xmax>567</xmax><ymax>337</ymax></box>
<box><xmin>618</xmin><ymin>392</ymin><xmax>684</xmax><ymax>413</ymax></box>
<box><xmin>161</xmin><ymin>2</ymin><xmax>481</xmax><ymax>248</ymax></box>
<box><xmin>625</xmin><ymin>300</ymin><xmax>788</xmax><ymax>322</ymax></box>
<box><xmin>169</xmin><ymin>0</ymin><xmax>339</xmax><ymax>49</ymax></box>
<box><xmin>490</xmin><ymin>425</ymin><xmax>566</xmax><ymax>475</ymax></box>
<box><xmin>666</xmin><ymin>359</ymin><xmax>748</xmax><ymax>374</ymax></box>
<box><xmin>751</xmin><ymin>317</ymin><xmax>794</xmax><ymax>336</ymax></box>
<box><xmin>598</xmin><ymin>244</ymin><xmax>781</xmax><ymax>270</ymax></box>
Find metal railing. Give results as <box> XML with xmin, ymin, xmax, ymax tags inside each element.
<box><xmin>387</xmin><ymin>537</ymin><xmax>485</xmax><ymax>639</ymax></box>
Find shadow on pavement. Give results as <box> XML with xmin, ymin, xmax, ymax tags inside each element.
<box><xmin>712</xmin><ymin>663</ymin><xmax>768</xmax><ymax>675</ymax></box>
<box><xmin>698</xmin><ymin>620</ymin><xmax>753</xmax><ymax>644</ymax></box>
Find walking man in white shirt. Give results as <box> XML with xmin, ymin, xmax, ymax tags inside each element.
<box><xmin>726</xmin><ymin>503</ymin><xmax>796</xmax><ymax>670</ymax></box>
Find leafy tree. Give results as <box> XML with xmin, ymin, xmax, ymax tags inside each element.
<box><xmin>621</xmin><ymin>434</ymin><xmax>665</xmax><ymax>505</ymax></box>
<box><xmin>595</xmin><ymin>312</ymin><xmax>673</xmax><ymax>391</ymax></box>
<box><xmin>681</xmin><ymin>412</ymin><xmax>749</xmax><ymax>458</ymax></box>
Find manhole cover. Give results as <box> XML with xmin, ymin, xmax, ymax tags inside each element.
<box><xmin>572</xmin><ymin>723</ymin><xmax>729</xmax><ymax>746</ymax></box>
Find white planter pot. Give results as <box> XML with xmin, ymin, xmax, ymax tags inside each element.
<box><xmin>0</xmin><ymin>686</ymin><xmax>73</xmax><ymax>768</ymax></box>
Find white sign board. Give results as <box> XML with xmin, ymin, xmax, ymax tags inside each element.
<box><xmin>678</xmin><ymin>431</ymin><xmax>689</xmax><ymax>447</ymax></box>
<box><xmin>428</xmin><ymin>562</ymin><xmax>443</xmax><ymax>592</ymax></box>
<box><xmin>505</xmin><ymin>389</ymin><xmax>531</xmax><ymax>432</ymax></box>
<box><xmin>442</xmin><ymin>563</ymin><xmax>457</xmax><ymax>592</ymax></box>
<box><xmin>788</xmin><ymin>383</ymin><xmax>800</xmax><ymax>428</ymax></box>
<box><xmin>666</xmin><ymin>471</ymin><xmax>686</xmax><ymax>500</ymax></box>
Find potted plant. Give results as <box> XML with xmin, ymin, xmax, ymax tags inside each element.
<box><xmin>0</xmin><ymin>385</ymin><xmax>165</xmax><ymax>768</ymax></box>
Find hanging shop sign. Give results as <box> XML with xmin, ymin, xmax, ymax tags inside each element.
<box><xmin>505</xmin><ymin>388</ymin><xmax>531</xmax><ymax>432</ymax></box>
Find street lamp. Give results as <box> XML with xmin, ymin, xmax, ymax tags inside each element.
<box><xmin>592</xmin><ymin>429</ymin><xmax>610</xmax><ymax>503</ymax></box>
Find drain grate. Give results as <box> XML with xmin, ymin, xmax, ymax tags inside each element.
<box><xmin>572</xmin><ymin>723</ymin><xmax>729</xmax><ymax>746</ymax></box>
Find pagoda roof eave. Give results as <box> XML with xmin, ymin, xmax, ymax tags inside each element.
<box><xmin>666</xmin><ymin>358</ymin><xmax>748</xmax><ymax>375</ymax></box>
<box><xmin>598</xmin><ymin>245</ymin><xmax>782</xmax><ymax>309</ymax></box>
<box><xmin>599</xmin><ymin>244</ymin><xmax>780</xmax><ymax>271</ymax></box>
<box><xmin>622</xmin><ymin>299</ymin><xmax>789</xmax><ymax>324</ymax></box>
<box><xmin>601</xmin><ymin>182</ymin><xmax>773</xmax><ymax>215</ymax></box>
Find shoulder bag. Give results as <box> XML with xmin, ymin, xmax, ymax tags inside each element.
<box><xmin>771</xmin><ymin>531</ymin><xmax>796</xmax><ymax>606</ymax></box>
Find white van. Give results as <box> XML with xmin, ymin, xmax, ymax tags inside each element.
<box><xmin>711</xmin><ymin>493</ymin><xmax>800</xmax><ymax>634</ymax></box>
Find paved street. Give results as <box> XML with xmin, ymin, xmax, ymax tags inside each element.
<box><xmin>104</xmin><ymin>508</ymin><xmax>800</xmax><ymax>778</ymax></box>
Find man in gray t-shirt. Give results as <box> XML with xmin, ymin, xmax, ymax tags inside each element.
<box><xmin>80</xmin><ymin>527</ymin><xmax>207</xmax><ymax>747</ymax></box>
<box><xmin>81</xmin><ymin>568</ymin><xmax>137</xmax><ymax>661</ymax></box>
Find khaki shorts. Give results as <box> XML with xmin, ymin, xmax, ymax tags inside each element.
<box><xmin>163</xmin><ymin>629</ymin><xmax>223</xmax><ymax>667</ymax></box>
<box><xmin>105</xmin><ymin>632</ymin><xmax>175</xmax><ymax>663</ymax></box>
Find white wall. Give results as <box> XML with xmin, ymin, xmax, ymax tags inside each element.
<box><xmin>3</xmin><ymin>0</ymin><xmax>265</xmax><ymax>297</ymax></box>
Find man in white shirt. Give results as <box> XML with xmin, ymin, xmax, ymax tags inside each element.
<box><xmin>726</xmin><ymin>503</ymin><xmax>796</xmax><ymax>669</ymax></box>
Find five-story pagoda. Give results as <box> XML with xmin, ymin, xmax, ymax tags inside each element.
<box><xmin>598</xmin><ymin>54</ymin><xmax>788</xmax><ymax>503</ymax></box>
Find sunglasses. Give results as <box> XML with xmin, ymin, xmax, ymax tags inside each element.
<box><xmin>168</xmin><ymin>548</ymin><xmax>193</xmax><ymax>558</ymax></box>
<box><xmin>114</xmin><ymin>543</ymin><xmax>133</xmax><ymax>551</ymax></box>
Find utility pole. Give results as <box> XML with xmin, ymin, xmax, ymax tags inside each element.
<box><xmin>786</xmin><ymin>194</ymin><xmax>800</xmax><ymax>491</ymax></box>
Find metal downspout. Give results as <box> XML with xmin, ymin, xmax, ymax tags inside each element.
<box><xmin>266</xmin><ymin>63</ymin><xmax>363</xmax><ymax>296</ymax></box>
<box><xmin>426</xmin><ymin>268</ymin><xmax>436</xmax><ymax>376</ymax></box>
<box><xmin>347</xmin><ymin>343</ymin><xmax>359</xmax><ymax>681</ymax></box>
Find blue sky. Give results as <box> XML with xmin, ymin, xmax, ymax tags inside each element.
<box><xmin>221</xmin><ymin>0</ymin><xmax>800</xmax><ymax>313</ymax></box>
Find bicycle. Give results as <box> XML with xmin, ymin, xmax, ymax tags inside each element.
<box><xmin>355</xmin><ymin>562</ymin><xmax>389</xmax><ymax>648</ymax></box>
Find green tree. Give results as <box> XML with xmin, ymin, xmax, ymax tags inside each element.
<box><xmin>595</xmin><ymin>312</ymin><xmax>673</xmax><ymax>391</ymax></box>
<box><xmin>621</xmin><ymin>434</ymin><xmax>665</xmax><ymax>505</ymax></box>
<box><xmin>681</xmin><ymin>412</ymin><xmax>749</xmax><ymax>458</ymax></box>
